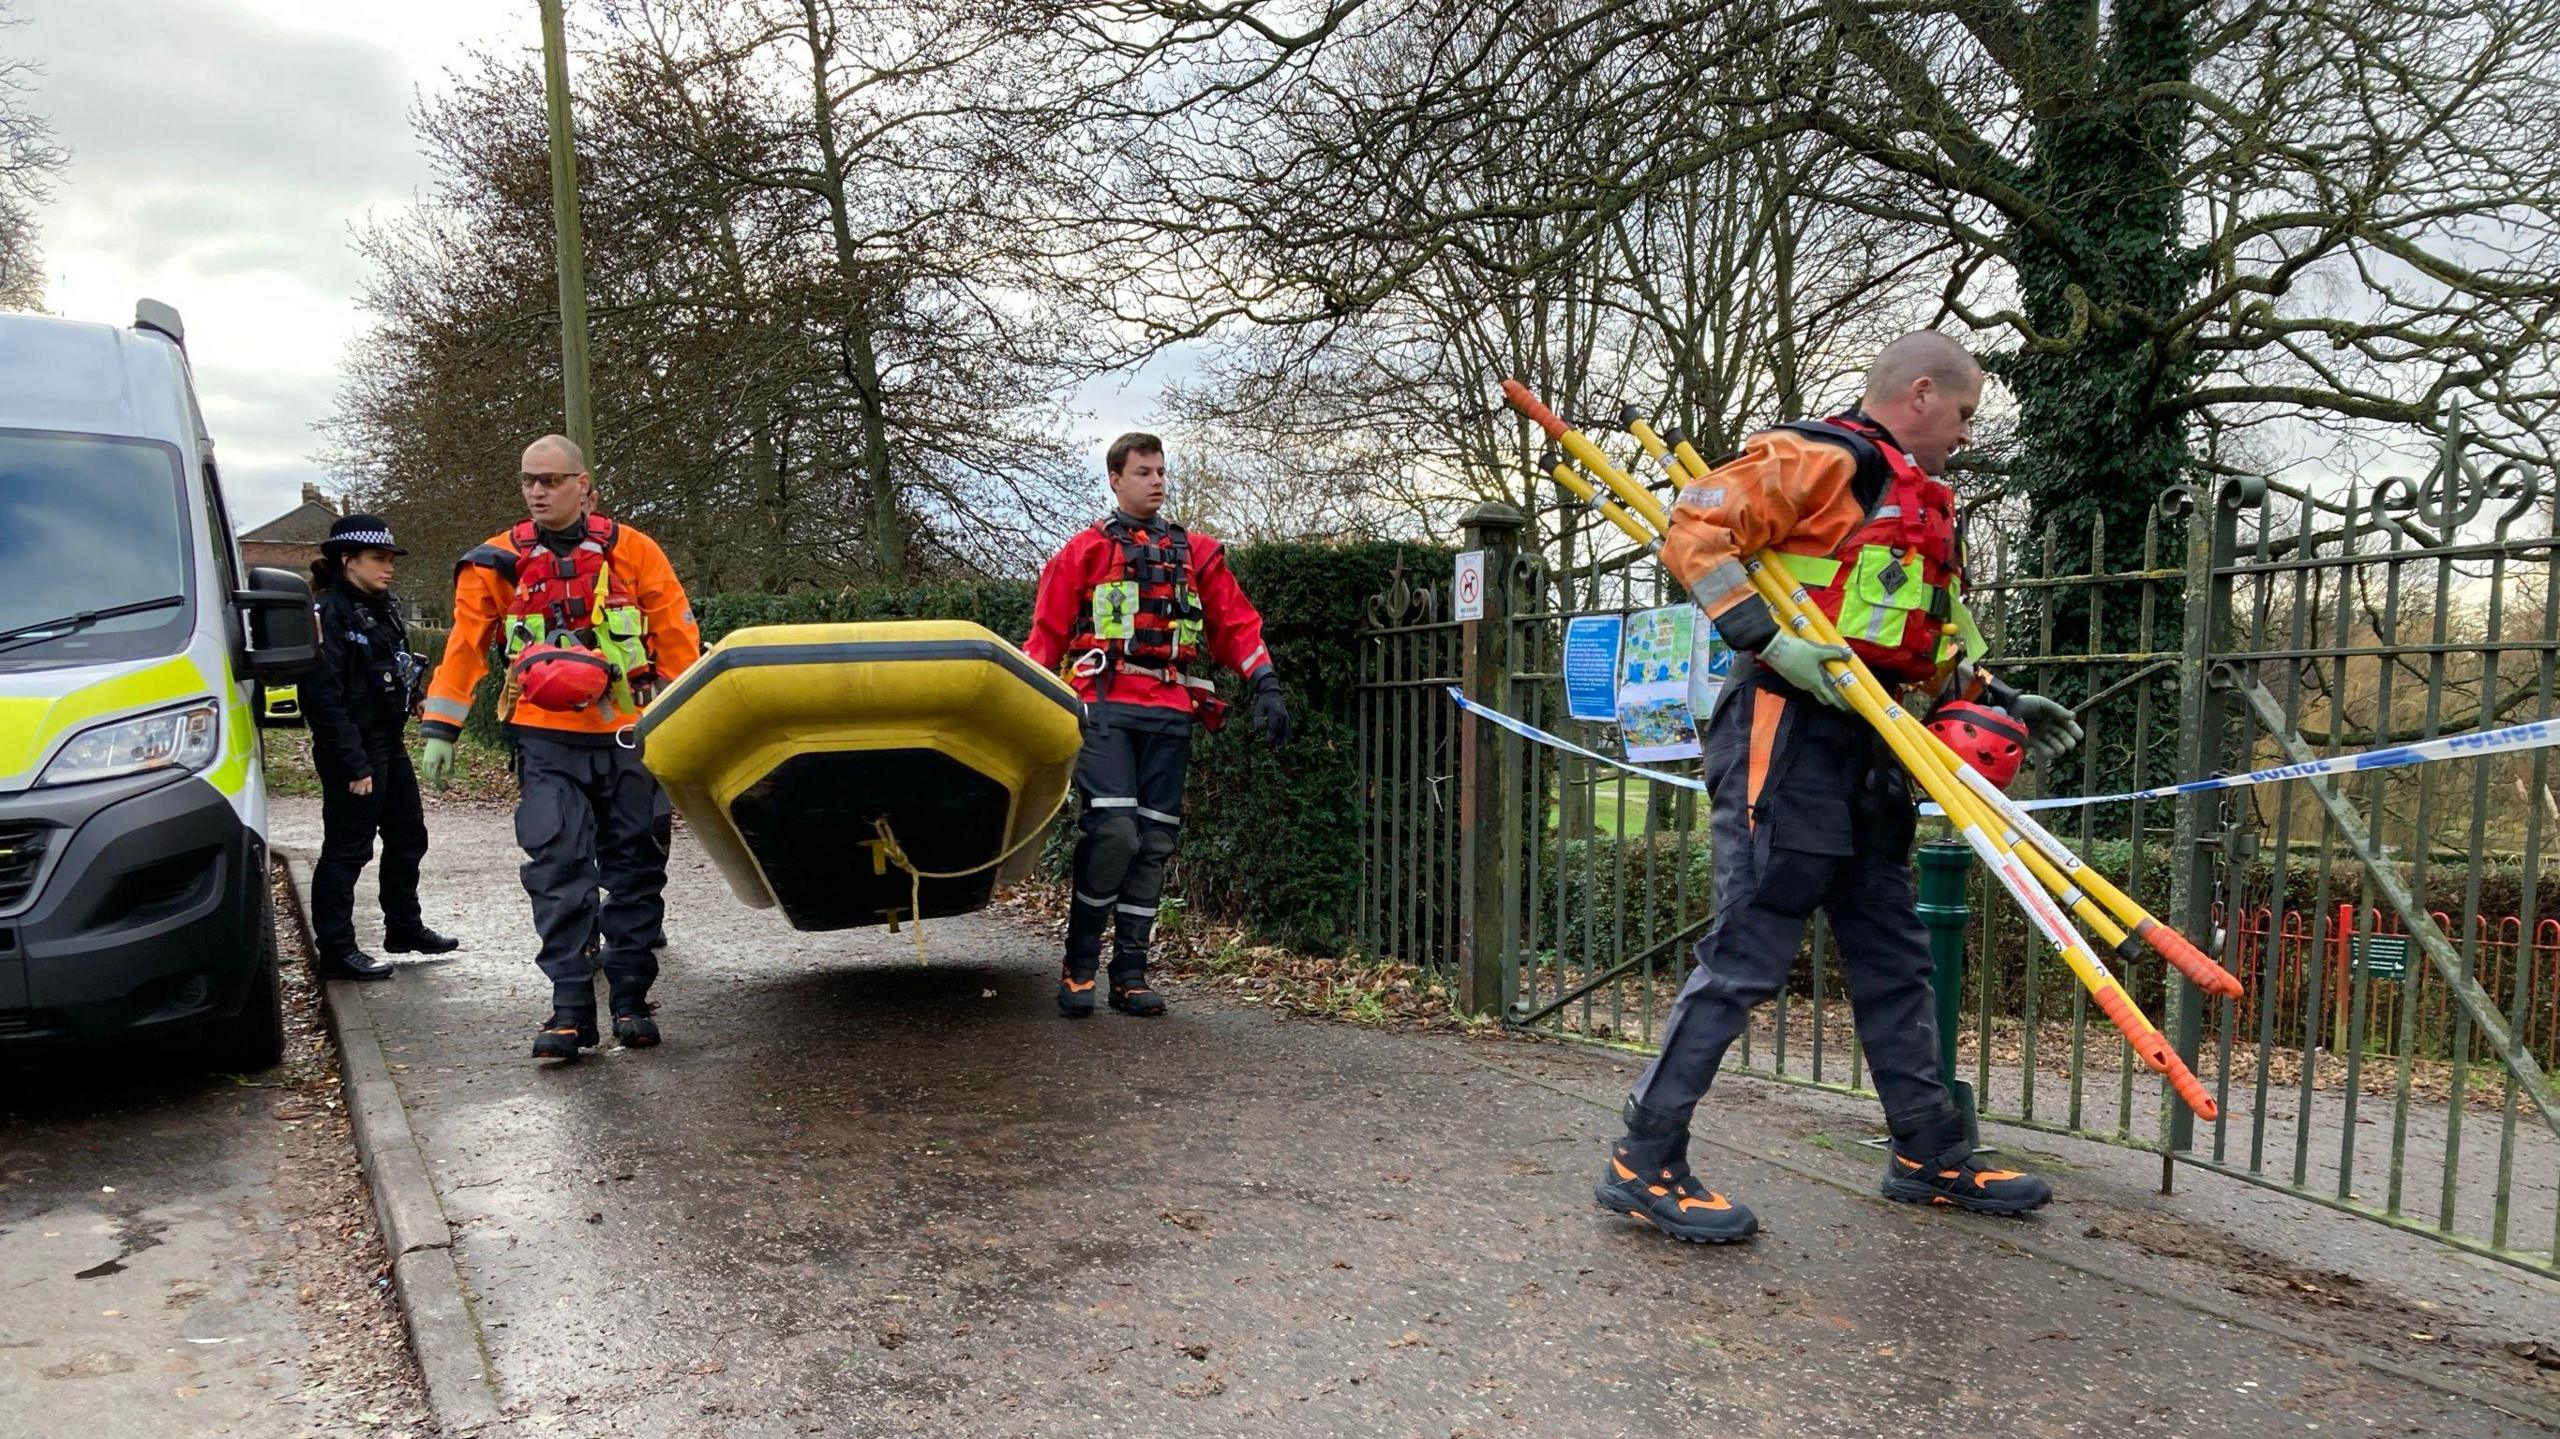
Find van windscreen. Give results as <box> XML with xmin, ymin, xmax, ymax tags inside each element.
<box><xmin>0</xmin><ymin>430</ymin><xmax>193</xmax><ymax>669</ymax></box>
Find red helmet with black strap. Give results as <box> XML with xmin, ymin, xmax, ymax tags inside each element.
<box><xmin>1927</xmin><ymin>698</ymin><xmax>2029</xmax><ymax>791</ymax></box>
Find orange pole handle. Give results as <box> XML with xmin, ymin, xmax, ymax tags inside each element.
<box><xmin>1502</xmin><ymin>378</ymin><xmax>1570</xmax><ymax>439</ymax></box>
<box><xmin>2090</xmin><ymin>984</ymin><xmax>2219</xmax><ymax>1121</ymax></box>
<box><xmin>2137</xmin><ymin>920</ymin><xmax>2245</xmax><ymax>1000</ymax></box>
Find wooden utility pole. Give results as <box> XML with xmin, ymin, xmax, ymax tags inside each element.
<box><xmin>537</xmin><ymin>0</ymin><xmax>595</xmax><ymax>460</ymax></box>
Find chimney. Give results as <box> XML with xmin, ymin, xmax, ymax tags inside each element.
<box><xmin>301</xmin><ymin>481</ymin><xmax>333</xmax><ymax>514</ymax></box>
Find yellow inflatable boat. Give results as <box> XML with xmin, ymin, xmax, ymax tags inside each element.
<box><xmin>636</xmin><ymin>620</ymin><xmax>1084</xmax><ymax>931</ymax></box>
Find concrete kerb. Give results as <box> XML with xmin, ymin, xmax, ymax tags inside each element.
<box><xmin>277</xmin><ymin>848</ymin><xmax>507</xmax><ymax>1436</ymax></box>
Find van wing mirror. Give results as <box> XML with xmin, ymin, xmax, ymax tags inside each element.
<box><xmin>237</xmin><ymin>567</ymin><xmax>318</xmax><ymax>679</ymax></box>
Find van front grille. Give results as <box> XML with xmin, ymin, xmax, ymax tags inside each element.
<box><xmin>0</xmin><ymin>822</ymin><xmax>51</xmax><ymax>909</ymax></box>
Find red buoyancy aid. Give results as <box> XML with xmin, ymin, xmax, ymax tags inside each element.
<box><xmin>500</xmin><ymin>515</ymin><xmax>654</xmax><ymax>711</ymax></box>
<box><xmin>1770</xmin><ymin>416</ymin><xmax>1969</xmax><ymax>688</ymax></box>
<box><xmin>1067</xmin><ymin>515</ymin><xmax>1207</xmax><ymax>675</ymax></box>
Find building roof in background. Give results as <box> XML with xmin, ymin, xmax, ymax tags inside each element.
<box><xmin>239</xmin><ymin>482</ymin><xmax>338</xmax><ymax>542</ymax></box>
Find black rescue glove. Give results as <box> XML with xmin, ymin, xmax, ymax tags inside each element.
<box><xmin>1251</xmin><ymin>672</ymin><xmax>1291</xmax><ymax>751</ymax></box>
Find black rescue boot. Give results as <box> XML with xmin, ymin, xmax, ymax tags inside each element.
<box><xmin>532</xmin><ymin>1008</ymin><xmax>598</xmax><ymax>1063</ymax></box>
<box><xmin>1880</xmin><ymin>1149</ymin><xmax>2052</xmax><ymax>1215</ymax></box>
<box><xmin>314</xmin><ymin>949</ymin><xmax>395</xmax><ymax>982</ymax></box>
<box><xmin>1106</xmin><ymin>959</ymin><xmax>1166</xmax><ymax>1016</ymax></box>
<box><xmin>611</xmin><ymin>1003</ymin><xmax>660</xmax><ymax>1048</ymax></box>
<box><xmin>384</xmin><ymin>925</ymin><xmax>460</xmax><ymax>955</ymax></box>
<box><xmin>1058</xmin><ymin>964</ymin><xmax>1098</xmax><ymax>1017</ymax></box>
<box><xmin>1595</xmin><ymin>1098</ymin><xmax>1757</xmax><ymax>1243</ymax></box>
<box><xmin>1108</xmin><ymin>983</ymin><xmax>1166</xmax><ymax>1017</ymax></box>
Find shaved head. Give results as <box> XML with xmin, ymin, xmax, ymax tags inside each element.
<box><xmin>522</xmin><ymin>433</ymin><xmax>587</xmax><ymax>474</ymax></box>
<box><xmin>518</xmin><ymin>433</ymin><xmax>593</xmax><ymax>528</ymax></box>
<box><xmin>1862</xmin><ymin>332</ymin><xmax>1981</xmax><ymax>410</ymax></box>
<box><xmin>1859</xmin><ymin>332</ymin><xmax>1983</xmax><ymax>475</ymax></box>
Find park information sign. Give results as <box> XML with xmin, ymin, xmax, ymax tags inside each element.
<box><xmin>1558</xmin><ymin>606</ymin><xmax>1731</xmax><ymax>756</ymax></box>
<box><xmin>1563</xmin><ymin>614</ymin><xmax>1623</xmax><ymax>721</ymax></box>
<box><xmin>1618</xmin><ymin>604</ymin><xmax>1703</xmax><ymax>761</ymax></box>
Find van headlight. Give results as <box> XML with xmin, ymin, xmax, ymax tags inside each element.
<box><xmin>38</xmin><ymin>701</ymin><xmax>222</xmax><ymax>787</ymax></box>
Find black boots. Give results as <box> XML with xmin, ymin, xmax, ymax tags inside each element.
<box><xmin>1058</xmin><ymin>965</ymin><xmax>1098</xmax><ymax>1017</ymax></box>
<box><xmin>314</xmin><ymin>949</ymin><xmax>395</xmax><ymax>982</ymax></box>
<box><xmin>531</xmin><ymin>1007</ymin><xmax>599</xmax><ymax>1062</ymax></box>
<box><xmin>1107</xmin><ymin>979</ymin><xmax>1167</xmax><ymax>1017</ymax></box>
<box><xmin>611</xmin><ymin>998</ymin><xmax>660</xmax><ymax>1048</ymax></box>
<box><xmin>384</xmin><ymin>926</ymin><xmax>460</xmax><ymax>955</ymax></box>
<box><xmin>1594</xmin><ymin>1099</ymin><xmax>1758</xmax><ymax>1243</ymax></box>
<box><xmin>1880</xmin><ymin>1149</ymin><xmax>2053</xmax><ymax>1214</ymax></box>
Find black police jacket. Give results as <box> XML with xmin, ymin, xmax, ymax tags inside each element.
<box><xmin>305</xmin><ymin>581</ymin><xmax>425</xmax><ymax>778</ymax></box>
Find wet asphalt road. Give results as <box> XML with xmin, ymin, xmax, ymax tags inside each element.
<box><xmin>0</xmin><ymin>879</ymin><xmax>433</xmax><ymax>1439</ymax></box>
<box><xmin>273</xmin><ymin>799</ymin><xmax>2560</xmax><ymax>1438</ymax></box>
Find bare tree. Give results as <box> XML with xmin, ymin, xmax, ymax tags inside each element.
<box><xmin>0</xmin><ymin>0</ymin><xmax>66</xmax><ymax>311</ymax></box>
<box><xmin>326</xmin><ymin>0</ymin><xmax>1104</xmax><ymax>594</ymax></box>
<box><xmin>1034</xmin><ymin>0</ymin><xmax>2560</xmax><ymax>582</ymax></box>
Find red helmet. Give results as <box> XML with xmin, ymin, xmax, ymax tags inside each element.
<box><xmin>1927</xmin><ymin>699</ymin><xmax>2029</xmax><ymax>791</ymax></box>
<box><xmin>511</xmin><ymin>641</ymin><xmax>615</xmax><ymax>712</ymax></box>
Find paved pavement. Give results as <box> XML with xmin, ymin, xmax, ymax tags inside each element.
<box><xmin>0</xmin><ymin>872</ymin><xmax>436</xmax><ymax>1439</ymax></box>
<box><xmin>274</xmin><ymin>797</ymin><xmax>2560</xmax><ymax>1438</ymax></box>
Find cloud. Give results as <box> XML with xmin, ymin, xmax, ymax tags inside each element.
<box><xmin>8</xmin><ymin>0</ymin><xmax>521</xmax><ymax>530</ymax></box>
<box><xmin>29</xmin><ymin>0</ymin><xmax>419</xmax><ymax>209</ymax></box>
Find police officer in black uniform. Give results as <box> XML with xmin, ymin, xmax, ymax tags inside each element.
<box><xmin>302</xmin><ymin>514</ymin><xmax>459</xmax><ymax>980</ymax></box>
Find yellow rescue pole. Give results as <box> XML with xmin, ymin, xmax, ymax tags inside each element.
<box><xmin>1635</xmin><ymin>417</ymin><xmax>2240</xmax><ymax>1002</ymax></box>
<box><xmin>1501</xmin><ymin>380</ymin><xmax>2220</xmax><ymax>1120</ymax></box>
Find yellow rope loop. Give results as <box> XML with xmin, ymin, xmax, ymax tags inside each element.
<box><xmin>863</xmin><ymin>790</ymin><xmax>1070</xmax><ymax>966</ymax></box>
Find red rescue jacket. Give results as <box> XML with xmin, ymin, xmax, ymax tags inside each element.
<box><xmin>1023</xmin><ymin>513</ymin><xmax>1274</xmax><ymax>715</ymax></box>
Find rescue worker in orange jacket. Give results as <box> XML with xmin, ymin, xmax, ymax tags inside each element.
<box><xmin>1597</xmin><ymin>333</ymin><xmax>2084</xmax><ymax>1242</ymax></box>
<box><xmin>1023</xmin><ymin>431</ymin><xmax>1288</xmax><ymax>1018</ymax></box>
<box><xmin>417</xmin><ymin>435</ymin><xmax>702</xmax><ymax>1062</ymax></box>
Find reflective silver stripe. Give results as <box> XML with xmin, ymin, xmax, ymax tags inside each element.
<box><xmin>1136</xmin><ymin>806</ymin><xmax>1181</xmax><ymax>826</ymax></box>
<box><xmin>1074</xmin><ymin>890</ymin><xmax>1118</xmax><ymax>909</ymax></box>
<box><xmin>1240</xmin><ymin>645</ymin><xmax>1270</xmax><ymax>675</ymax></box>
<box><xmin>1700</xmin><ymin>559</ymin><xmax>1752</xmax><ymax>600</ymax></box>
<box><xmin>1870</xmin><ymin>505</ymin><xmax>1902</xmax><ymax>520</ymax></box>
<box><xmin>1088</xmin><ymin>796</ymin><xmax>1138</xmax><ymax>808</ymax></box>
<box><xmin>424</xmin><ymin>697</ymin><xmax>470</xmax><ymax>722</ymax></box>
<box><xmin>1116</xmin><ymin>902</ymin><xmax>1157</xmax><ymax>918</ymax></box>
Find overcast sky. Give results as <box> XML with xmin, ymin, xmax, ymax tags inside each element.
<box><xmin>14</xmin><ymin>0</ymin><xmax>1167</xmax><ymax>533</ymax></box>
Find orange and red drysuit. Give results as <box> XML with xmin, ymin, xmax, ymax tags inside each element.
<box><xmin>1622</xmin><ymin>411</ymin><xmax>1999</xmax><ymax>1184</ymax></box>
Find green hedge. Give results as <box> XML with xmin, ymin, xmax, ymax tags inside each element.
<box><xmin>1175</xmin><ymin>541</ymin><xmax>1452</xmax><ymax>951</ymax></box>
<box><xmin>695</xmin><ymin>582</ymin><xmax>1036</xmax><ymax>647</ymax></box>
<box><xmin>410</xmin><ymin>546</ymin><xmax>1440</xmax><ymax>954</ymax></box>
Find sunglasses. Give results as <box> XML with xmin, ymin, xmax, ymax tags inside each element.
<box><xmin>519</xmin><ymin>471</ymin><xmax>587</xmax><ymax>486</ymax></box>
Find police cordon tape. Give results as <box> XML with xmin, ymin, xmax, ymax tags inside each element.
<box><xmin>1446</xmin><ymin>686</ymin><xmax>2560</xmax><ymax>812</ymax></box>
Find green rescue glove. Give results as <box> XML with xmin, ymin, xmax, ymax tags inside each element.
<box><xmin>1761</xmin><ymin>633</ymin><xmax>1852</xmax><ymax>709</ymax></box>
<box><xmin>2013</xmin><ymin>693</ymin><xmax>2084</xmax><ymax>767</ymax></box>
<box><xmin>420</xmin><ymin>737</ymin><xmax>457</xmax><ymax>791</ymax></box>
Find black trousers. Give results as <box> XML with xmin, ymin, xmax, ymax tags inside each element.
<box><xmin>312</xmin><ymin>742</ymin><xmax>428</xmax><ymax>959</ymax></box>
<box><xmin>1064</xmin><ymin>707</ymin><xmax>1191</xmax><ymax>983</ymax></box>
<box><xmin>513</xmin><ymin>734</ymin><xmax>668</xmax><ymax>1010</ymax></box>
<box><xmin>1629</xmin><ymin>667</ymin><xmax>1966</xmax><ymax>1162</ymax></box>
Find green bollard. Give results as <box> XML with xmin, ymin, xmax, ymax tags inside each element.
<box><xmin>1914</xmin><ymin>839</ymin><xmax>1981</xmax><ymax>1150</ymax></box>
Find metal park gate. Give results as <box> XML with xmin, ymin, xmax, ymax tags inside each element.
<box><xmin>1355</xmin><ymin>426</ymin><xmax>2560</xmax><ymax>1275</ymax></box>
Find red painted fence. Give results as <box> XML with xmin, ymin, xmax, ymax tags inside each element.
<box><xmin>2215</xmin><ymin>903</ymin><xmax>2560</xmax><ymax>1065</ymax></box>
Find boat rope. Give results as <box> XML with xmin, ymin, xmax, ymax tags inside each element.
<box><xmin>865</xmin><ymin>788</ymin><xmax>1071</xmax><ymax>964</ymax></box>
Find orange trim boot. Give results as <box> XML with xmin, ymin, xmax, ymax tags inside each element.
<box><xmin>1594</xmin><ymin>1099</ymin><xmax>1757</xmax><ymax>1244</ymax></box>
<box><xmin>1881</xmin><ymin>1148</ymin><xmax>2053</xmax><ymax>1215</ymax></box>
<box><xmin>531</xmin><ymin>1007</ymin><xmax>598</xmax><ymax>1063</ymax></box>
<box><xmin>1058</xmin><ymin>964</ymin><xmax>1099</xmax><ymax>1018</ymax></box>
<box><xmin>1107</xmin><ymin>978</ymin><xmax>1167</xmax><ymax>1017</ymax></box>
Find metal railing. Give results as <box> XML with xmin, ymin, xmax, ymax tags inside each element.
<box><xmin>1353</xmin><ymin>421</ymin><xmax>2560</xmax><ymax>1276</ymax></box>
